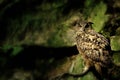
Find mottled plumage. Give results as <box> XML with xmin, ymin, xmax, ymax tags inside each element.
<box><xmin>75</xmin><ymin>22</ymin><xmax>112</xmax><ymax>67</ymax></box>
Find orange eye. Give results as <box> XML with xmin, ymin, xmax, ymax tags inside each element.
<box><xmin>85</xmin><ymin>23</ymin><xmax>89</xmax><ymax>28</ymax></box>
<box><xmin>85</xmin><ymin>22</ymin><xmax>93</xmax><ymax>28</ymax></box>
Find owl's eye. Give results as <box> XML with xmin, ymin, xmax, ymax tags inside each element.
<box><xmin>85</xmin><ymin>23</ymin><xmax>89</xmax><ymax>28</ymax></box>
<box><xmin>85</xmin><ymin>22</ymin><xmax>93</xmax><ymax>28</ymax></box>
<box><xmin>72</xmin><ymin>22</ymin><xmax>77</xmax><ymax>26</ymax></box>
<box><xmin>72</xmin><ymin>21</ymin><xmax>80</xmax><ymax>27</ymax></box>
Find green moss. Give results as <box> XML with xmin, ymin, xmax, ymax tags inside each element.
<box><xmin>84</xmin><ymin>1</ymin><xmax>109</xmax><ymax>32</ymax></box>
<box><xmin>47</xmin><ymin>24</ymin><xmax>68</xmax><ymax>47</ymax></box>
<box><xmin>2</xmin><ymin>45</ymin><xmax>13</xmax><ymax>53</ymax></box>
<box><xmin>64</xmin><ymin>56</ymin><xmax>95</xmax><ymax>80</ymax></box>
<box><xmin>89</xmin><ymin>2</ymin><xmax>108</xmax><ymax>32</ymax></box>
<box><xmin>3</xmin><ymin>1</ymin><xmax>69</xmax><ymax>46</ymax></box>
<box><xmin>111</xmin><ymin>36</ymin><xmax>120</xmax><ymax>51</ymax></box>
<box><xmin>0</xmin><ymin>0</ymin><xmax>4</xmax><ymax>4</ymax></box>
<box><xmin>116</xmin><ymin>27</ymin><xmax>120</xmax><ymax>35</ymax></box>
<box><xmin>84</xmin><ymin>0</ymin><xmax>94</xmax><ymax>18</ymax></box>
<box><xmin>11</xmin><ymin>46</ymin><xmax>23</xmax><ymax>56</ymax></box>
<box><xmin>113</xmin><ymin>52</ymin><xmax>120</xmax><ymax>64</ymax></box>
<box><xmin>2</xmin><ymin>44</ymin><xmax>23</xmax><ymax>56</ymax></box>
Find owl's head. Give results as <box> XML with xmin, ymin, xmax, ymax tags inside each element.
<box><xmin>72</xmin><ymin>20</ymin><xmax>93</xmax><ymax>32</ymax></box>
<box><xmin>80</xmin><ymin>21</ymin><xmax>93</xmax><ymax>29</ymax></box>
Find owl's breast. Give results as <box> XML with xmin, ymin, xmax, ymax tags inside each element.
<box><xmin>75</xmin><ymin>30</ymin><xmax>111</xmax><ymax>65</ymax></box>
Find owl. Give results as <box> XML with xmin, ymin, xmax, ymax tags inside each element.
<box><xmin>59</xmin><ymin>20</ymin><xmax>113</xmax><ymax>80</ymax></box>
<box><xmin>75</xmin><ymin>21</ymin><xmax>113</xmax><ymax>67</ymax></box>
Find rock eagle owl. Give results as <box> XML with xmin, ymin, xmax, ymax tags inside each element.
<box><xmin>59</xmin><ymin>20</ymin><xmax>113</xmax><ymax>80</ymax></box>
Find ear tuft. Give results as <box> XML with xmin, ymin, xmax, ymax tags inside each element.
<box><xmin>88</xmin><ymin>22</ymin><xmax>94</xmax><ymax>25</ymax></box>
<box><xmin>85</xmin><ymin>22</ymin><xmax>93</xmax><ymax>28</ymax></box>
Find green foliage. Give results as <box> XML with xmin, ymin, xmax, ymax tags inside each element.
<box><xmin>116</xmin><ymin>27</ymin><xmax>120</xmax><ymax>35</ymax></box>
<box><xmin>47</xmin><ymin>24</ymin><xmax>67</xmax><ymax>47</ymax></box>
<box><xmin>0</xmin><ymin>0</ymin><xmax>4</xmax><ymax>4</ymax></box>
<box><xmin>2</xmin><ymin>44</ymin><xmax>23</xmax><ymax>56</ymax></box>
<box><xmin>111</xmin><ymin>36</ymin><xmax>120</xmax><ymax>51</ymax></box>
<box><xmin>90</xmin><ymin>2</ymin><xmax>109</xmax><ymax>32</ymax></box>
<box><xmin>69</xmin><ymin>56</ymin><xmax>95</xmax><ymax>80</ymax></box>
<box><xmin>11</xmin><ymin>46</ymin><xmax>23</xmax><ymax>56</ymax></box>
<box><xmin>2</xmin><ymin>45</ymin><xmax>13</xmax><ymax>53</ymax></box>
<box><xmin>113</xmin><ymin>52</ymin><xmax>120</xmax><ymax>64</ymax></box>
<box><xmin>3</xmin><ymin>0</ymin><xmax>69</xmax><ymax>47</ymax></box>
<box><xmin>84</xmin><ymin>0</ymin><xmax>94</xmax><ymax>18</ymax></box>
<box><xmin>84</xmin><ymin>1</ymin><xmax>109</xmax><ymax>32</ymax></box>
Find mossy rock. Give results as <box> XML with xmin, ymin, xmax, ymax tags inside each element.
<box><xmin>111</xmin><ymin>36</ymin><xmax>120</xmax><ymax>51</ymax></box>
<box><xmin>113</xmin><ymin>52</ymin><xmax>120</xmax><ymax>64</ymax></box>
<box><xmin>116</xmin><ymin>27</ymin><xmax>120</xmax><ymax>35</ymax></box>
